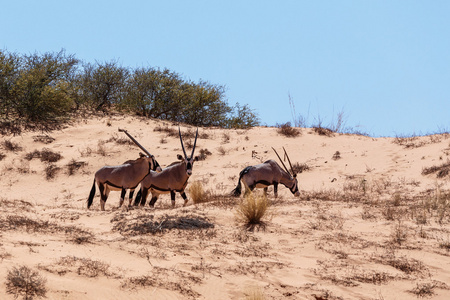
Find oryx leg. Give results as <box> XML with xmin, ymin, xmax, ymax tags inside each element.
<box><xmin>170</xmin><ymin>191</ymin><xmax>176</xmax><ymax>208</ymax></box>
<box><xmin>119</xmin><ymin>188</ymin><xmax>126</xmax><ymax>207</ymax></box>
<box><xmin>181</xmin><ymin>191</ymin><xmax>188</xmax><ymax>207</ymax></box>
<box><xmin>273</xmin><ymin>183</ymin><xmax>278</xmax><ymax>198</ymax></box>
<box><xmin>140</xmin><ymin>188</ymin><xmax>149</xmax><ymax>206</ymax></box>
<box><xmin>128</xmin><ymin>188</ymin><xmax>135</xmax><ymax>206</ymax></box>
<box><xmin>98</xmin><ymin>183</ymin><xmax>110</xmax><ymax>211</ymax></box>
<box><xmin>149</xmin><ymin>192</ymin><xmax>159</xmax><ymax>207</ymax></box>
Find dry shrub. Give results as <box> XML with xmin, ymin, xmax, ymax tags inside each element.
<box><xmin>56</xmin><ymin>256</ymin><xmax>111</xmax><ymax>277</ymax></box>
<box><xmin>276</xmin><ymin>122</ymin><xmax>300</xmax><ymax>137</ymax></box>
<box><xmin>66</xmin><ymin>159</ymin><xmax>87</xmax><ymax>175</ymax></box>
<box><xmin>409</xmin><ymin>282</ymin><xmax>436</xmax><ymax>297</ymax></box>
<box><xmin>217</xmin><ymin>146</ymin><xmax>227</xmax><ymax>156</ymax></box>
<box><xmin>235</xmin><ymin>192</ymin><xmax>271</xmax><ymax>231</ymax></box>
<box><xmin>422</xmin><ymin>161</ymin><xmax>450</xmax><ymax>178</ymax></box>
<box><xmin>332</xmin><ymin>151</ymin><xmax>341</xmax><ymax>160</ymax></box>
<box><xmin>222</xmin><ymin>132</ymin><xmax>230</xmax><ymax>143</ymax></box>
<box><xmin>313</xmin><ymin>126</ymin><xmax>334</xmax><ymax>137</ymax></box>
<box><xmin>32</xmin><ymin>135</ymin><xmax>54</xmax><ymax>144</ymax></box>
<box><xmin>6</xmin><ymin>265</ymin><xmax>47</xmax><ymax>300</ymax></box>
<box><xmin>189</xmin><ymin>181</ymin><xmax>208</xmax><ymax>204</ymax></box>
<box><xmin>45</xmin><ymin>164</ymin><xmax>61</xmax><ymax>180</ymax></box>
<box><xmin>154</xmin><ymin>125</ymin><xmax>177</xmax><ymax>137</ymax></box>
<box><xmin>197</xmin><ymin>148</ymin><xmax>212</xmax><ymax>161</ymax></box>
<box><xmin>0</xmin><ymin>152</ymin><xmax>6</xmax><ymax>161</ymax></box>
<box><xmin>25</xmin><ymin>148</ymin><xmax>62</xmax><ymax>163</ymax></box>
<box><xmin>390</xmin><ymin>220</ymin><xmax>408</xmax><ymax>245</ymax></box>
<box><xmin>112</xmin><ymin>212</ymin><xmax>214</xmax><ymax>236</ymax></box>
<box><xmin>2</xmin><ymin>139</ymin><xmax>23</xmax><ymax>152</ymax></box>
<box><xmin>291</xmin><ymin>162</ymin><xmax>310</xmax><ymax>174</ymax></box>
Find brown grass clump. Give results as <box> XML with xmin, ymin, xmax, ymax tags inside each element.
<box><xmin>313</xmin><ymin>126</ymin><xmax>334</xmax><ymax>137</ymax></box>
<box><xmin>66</xmin><ymin>159</ymin><xmax>88</xmax><ymax>175</ymax></box>
<box><xmin>276</xmin><ymin>122</ymin><xmax>300</xmax><ymax>138</ymax></box>
<box><xmin>45</xmin><ymin>164</ymin><xmax>61</xmax><ymax>180</ymax></box>
<box><xmin>32</xmin><ymin>135</ymin><xmax>55</xmax><ymax>144</ymax></box>
<box><xmin>25</xmin><ymin>148</ymin><xmax>62</xmax><ymax>163</ymax></box>
<box><xmin>422</xmin><ymin>161</ymin><xmax>450</xmax><ymax>178</ymax></box>
<box><xmin>2</xmin><ymin>140</ymin><xmax>23</xmax><ymax>152</ymax></box>
<box><xmin>6</xmin><ymin>265</ymin><xmax>47</xmax><ymax>300</ymax></box>
<box><xmin>197</xmin><ymin>148</ymin><xmax>212</xmax><ymax>161</ymax></box>
<box><xmin>235</xmin><ymin>192</ymin><xmax>271</xmax><ymax>231</ymax></box>
<box><xmin>189</xmin><ymin>181</ymin><xmax>208</xmax><ymax>204</ymax></box>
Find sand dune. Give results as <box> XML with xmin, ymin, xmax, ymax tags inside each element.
<box><xmin>1</xmin><ymin>115</ymin><xmax>450</xmax><ymax>299</ymax></box>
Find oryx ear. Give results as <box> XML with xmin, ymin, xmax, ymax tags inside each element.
<box><xmin>293</xmin><ymin>174</ymin><xmax>297</xmax><ymax>178</ymax></box>
<box><xmin>177</xmin><ymin>154</ymin><xmax>184</xmax><ymax>160</ymax></box>
<box><xmin>194</xmin><ymin>156</ymin><xmax>199</xmax><ymax>162</ymax></box>
<box><xmin>139</xmin><ymin>152</ymin><xmax>146</xmax><ymax>158</ymax></box>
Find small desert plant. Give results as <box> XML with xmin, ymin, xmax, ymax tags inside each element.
<box><xmin>312</xmin><ymin>126</ymin><xmax>334</xmax><ymax>137</ymax></box>
<box><xmin>197</xmin><ymin>148</ymin><xmax>212</xmax><ymax>161</ymax></box>
<box><xmin>409</xmin><ymin>282</ymin><xmax>436</xmax><ymax>297</ymax></box>
<box><xmin>189</xmin><ymin>181</ymin><xmax>208</xmax><ymax>204</ymax></box>
<box><xmin>66</xmin><ymin>159</ymin><xmax>87</xmax><ymax>176</ymax></box>
<box><xmin>422</xmin><ymin>161</ymin><xmax>450</xmax><ymax>178</ymax></box>
<box><xmin>291</xmin><ymin>162</ymin><xmax>310</xmax><ymax>174</ymax></box>
<box><xmin>25</xmin><ymin>148</ymin><xmax>62</xmax><ymax>163</ymax></box>
<box><xmin>6</xmin><ymin>265</ymin><xmax>47</xmax><ymax>300</ymax></box>
<box><xmin>32</xmin><ymin>135</ymin><xmax>55</xmax><ymax>144</ymax></box>
<box><xmin>332</xmin><ymin>151</ymin><xmax>341</xmax><ymax>160</ymax></box>
<box><xmin>276</xmin><ymin>122</ymin><xmax>300</xmax><ymax>137</ymax></box>
<box><xmin>222</xmin><ymin>132</ymin><xmax>231</xmax><ymax>143</ymax></box>
<box><xmin>390</xmin><ymin>220</ymin><xmax>408</xmax><ymax>245</ymax></box>
<box><xmin>235</xmin><ymin>192</ymin><xmax>271</xmax><ymax>231</ymax></box>
<box><xmin>2</xmin><ymin>140</ymin><xmax>23</xmax><ymax>152</ymax></box>
<box><xmin>0</xmin><ymin>152</ymin><xmax>6</xmax><ymax>161</ymax></box>
<box><xmin>217</xmin><ymin>146</ymin><xmax>227</xmax><ymax>156</ymax></box>
<box><xmin>244</xmin><ymin>286</ymin><xmax>266</xmax><ymax>300</ymax></box>
<box><xmin>45</xmin><ymin>164</ymin><xmax>61</xmax><ymax>180</ymax></box>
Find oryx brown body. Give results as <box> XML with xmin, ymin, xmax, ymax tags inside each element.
<box><xmin>134</xmin><ymin>127</ymin><xmax>199</xmax><ymax>208</ymax></box>
<box><xmin>87</xmin><ymin>129</ymin><xmax>161</xmax><ymax>211</ymax></box>
<box><xmin>231</xmin><ymin>148</ymin><xmax>300</xmax><ymax>198</ymax></box>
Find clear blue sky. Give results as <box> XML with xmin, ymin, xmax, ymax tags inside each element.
<box><xmin>1</xmin><ymin>1</ymin><xmax>449</xmax><ymax>136</ymax></box>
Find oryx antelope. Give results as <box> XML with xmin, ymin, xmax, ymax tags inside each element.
<box><xmin>87</xmin><ymin>129</ymin><xmax>161</xmax><ymax>211</ymax></box>
<box><xmin>134</xmin><ymin>127</ymin><xmax>199</xmax><ymax>208</ymax></box>
<box><xmin>231</xmin><ymin>147</ymin><xmax>300</xmax><ymax>198</ymax></box>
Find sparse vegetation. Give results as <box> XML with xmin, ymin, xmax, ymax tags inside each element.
<box><xmin>422</xmin><ymin>160</ymin><xmax>450</xmax><ymax>178</ymax></box>
<box><xmin>276</xmin><ymin>122</ymin><xmax>300</xmax><ymax>137</ymax></box>
<box><xmin>25</xmin><ymin>148</ymin><xmax>62</xmax><ymax>163</ymax></box>
<box><xmin>189</xmin><ymin>181</ymin><xmax>208</xmax><ymax>204</ymax></box>
<box><xmin>235</xmin><ymin>192</ymin><xmax>271</xmax><ymax>231</ymax></box>
<box><xmin>6</xmin><ymin>265</ymin><xmax>47</xmax><ymax>300</ymax></box>
<box><xmin>2</xmin><ymin>140</ymin><xmax>23</xmax><ymax>152</ymax></box>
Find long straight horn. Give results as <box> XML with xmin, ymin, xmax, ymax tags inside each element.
<box><xmin>272</xmin><ymin>147</ymin><xmax>291</xmax><ymax>176</ymax></box>
<box><xmin>283</xmin><ymin>147</ymin><xmax>296</xmax><ymax>176</ymax></box>
<box><xmin>191</xmin><ymin>128</ymin><xmax>199</xmax><ymax>158</ymax></box>
<box><xmin>179</xmin><ymin>127</ymin><xmax>188</xmax><ymax>158</ymax></box>
<box><xmin>118</xmin><ymin>128</ymin><xmax>153</xmax><ymax>158</ymax></box>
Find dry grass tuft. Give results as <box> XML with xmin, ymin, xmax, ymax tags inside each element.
<box><xmin>197</xmin><ymin>148</ymin><xmax>212</xmax><ymax>161</ymax></box>
<box><xmin>235</xmin><ymin>192</ymin><xmax>271</xmax><ymax>231</ymax></box>
<box><xmin>32</xmin><ymin>135</ymin><xmax>55</xmax><ymax>144</ymax></box>
<box><xmin>112</xmin><ymin>212</ymin><xmax>214</xmax><ymax>236</ymax></box>
<box><xmin>66</xmin><ymin>159</ymin><xmax>88</xmax><ymax>175</ymax></box>
<box><xmin>2</xmin><ymin>140</ymin><xmax>23</xmax><ymax>152</ymax></box>
<box><xmin>25</xmin><ymin>148</ymin><xmax>62</xmax><ymax>163</ymax></box>
<box><xmin>313</xmin><ymin>126</ymin><xmax>334</xmax><ymax>137</ymax></box>
<box><xmin>189</xmin><ymin>181</ymin><xmax>208</xmax><ymax>204</ymax></box>
<box><xmin>45</xmin><ymin>164</ymin><xmax>61</xmax><ymax>180</ymax></box>
<box><xmin>244</xmin><ymin>286</ymin><xmax>266</xmax><ymax>300</ymax></box>
<box><xmin>276</xmin><ymin>122</ymin><xmax>301</xmax><ymax>137</ymax></box>
<box><xmin>6</xmin><ymin>265</ymin><xmax>47</xmax><ymax>300</ymax></box>
<box><xmin>422</xmin><ymin>161</ymin><xmax>450</xmax><ymax>178</ymax></box>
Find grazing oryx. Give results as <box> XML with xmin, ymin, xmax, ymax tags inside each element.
<box><xmin>231</xmin><ymin>147</ymin><xmax>300</xmax><ymax>198</ymax></box>
<box><xmin>87</xmin><ymin>129</ymin><xmax>161</xmax><ymax>211</ymax></box>
<box><xmin>134</xmin><ymin>127</ymin><xmax>199</xmax><ymax>208</ymax></box>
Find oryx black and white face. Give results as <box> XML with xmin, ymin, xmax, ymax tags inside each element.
<box><xmin>178</xmin><ymin>127</ymin><xmax>199</xmax><ymax>176</ymax></box>
<box><xmin>290</xmin><ymin>174</ymin><xmax>300</xmax><ymax>196</ymax></box>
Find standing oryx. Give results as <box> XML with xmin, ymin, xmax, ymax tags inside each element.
<box><xmin>87</xmin><ymin>129</ymin><xmax>161</xmax><ymax>211</ymax></box>
<box><xmin>231</xmin><ymin>147</ymin><xmax>300</xmax><ymax>198</ymax></box>
<box><xmin>134</xmin><ymin>127</ymin><xmax>199</xmax><ymax>208</ymax></box>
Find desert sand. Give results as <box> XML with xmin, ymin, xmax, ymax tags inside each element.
<box><xmin>1</xmin><ymin>115</ymin><xmax>449</xmax><ymax>299</ymax></box>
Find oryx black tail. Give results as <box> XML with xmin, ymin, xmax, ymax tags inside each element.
<box><xmin>87</xmin><ymin>180</ymin><xmax>96</xmax><ymax>209</ymax></box>
<box><xmin>231</xmin><ymin>166</ymin><xmax>251</xmax><ymax>197</ymax></box>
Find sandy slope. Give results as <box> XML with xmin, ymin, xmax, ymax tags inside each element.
<box><xmin>1</xmin><ymin>115</ymin><xmax>450</xmax><ymax>299</ymax></box>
